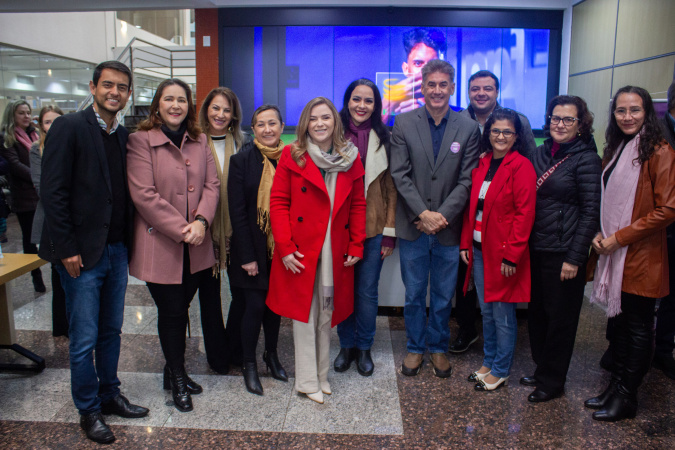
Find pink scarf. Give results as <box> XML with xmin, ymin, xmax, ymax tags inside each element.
<box><xmin>15</xmin><ymin>127</ymin><xmax>38</xmax><ymax>151</ymax></box>
<box><xmin>346</xmin><ymin>118</ymin><xmax>371</xmax><ymax>163</ymax></box>
<box><xmin>590</xmin><ymin>135</ymin><xmax>641</xmax><ymax>317</ymax></box>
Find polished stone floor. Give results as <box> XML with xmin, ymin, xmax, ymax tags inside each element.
<box><xmin>1</xmin><ymin>215</ymin><xmax>674</xmax><ymax>449</ymax></box>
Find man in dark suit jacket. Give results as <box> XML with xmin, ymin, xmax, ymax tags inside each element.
<box><xmin>451</xmin><ymin>69</ymin><xmax>538</xmax><ymax>354</ymax></box>
<box><xmin>390</xmin><ymin>59</ymin><xmax>480</xmax><ymax>378</ymax></box>
<box><xmin>39</xmin><ymin>61</ymin><xmax>148</xmax><ymax>445</ymax></box>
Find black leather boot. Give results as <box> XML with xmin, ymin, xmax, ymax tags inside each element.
<box><xmin>263</xmin><ymin>350</ymin><xmax>288</xmax><ymax>382</ymax></box>
<box><xmin>163</xmin><ymin>365</ymin><xmax>203</xmax><ymax>394</ymax></box>
<box><xmin>334</xmin><ymin>348</ymin><xmax>356</xmax><ymax>372</ymax></box>
<box><xmin>593</xmin><ymin>312</ymin><xmax>652</xmax><ymax>422</ymax></box>
<box><xmin>585</xmin><ymin>378</ymin><xmax>618</xmax><ymax>409</ymax></box>
<box><xmin>356</xmin><ymin>349</ymin><xmax>374</xmax><ymax>376</ymax></box>
<box><xmin>32</xmin><ymin>268</ymin><xmax>46</xmax><ymax>293</ymax></box>
<box><xmin>243</xmin><ymin>362</ymin><xmax>263</xmax><ymax>395</ymax></box>
<box><xmin>167</xmin><ymin>366</ymin><xmax>193</xmax><ymax>412</ymax></box>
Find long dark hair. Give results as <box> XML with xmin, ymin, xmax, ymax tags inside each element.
<box><xmin>198</xmin><ymin>86</ymin><xmax>245</xmax><ymax>148</ymax></box>
<box><xmin>339</xmin><ymin>78</ymin><xmax>390</xmax><ymax>146</ymax></box>
<box><xmin>543</xmin><ymin>95</ymin><xmax>594</xmax><ymax>143</ymax></box>
<box><xmin>138</xmin><ymin>78</ymin><xmax>201</xmax><ymax>140</ymax></box>
<box><xmin>481</xmin><ymin>108</ymin><xmax>523</xmax><ymax>154</ymax></box>
<box><xmin>604</xmin><ymin>86</ymin><xmax>663</xmax><ymax>165</ymax></box>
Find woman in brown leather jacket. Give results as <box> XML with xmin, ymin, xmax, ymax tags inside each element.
<box><xmin>586</xmin><ymin>86</ymin><xmax>675</xmax><ymax>422</ymax></box>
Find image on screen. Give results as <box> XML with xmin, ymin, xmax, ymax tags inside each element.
<box><xmin>222</xmin><ymin>26</ymin><xmax>550</xmax><ymax>129</ymax></box>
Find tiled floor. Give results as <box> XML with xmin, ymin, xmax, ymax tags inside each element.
<box><xmin>1</xmin><ymin>215</ymin><xmax>674</xmax><ymax>449</ymax></box>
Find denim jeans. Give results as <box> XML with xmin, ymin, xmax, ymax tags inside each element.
<box><xmin>472</xmin><ymin>247</ymin><xmax>517</xmax><ymax>378</ymax></box>
<box><xmin>338</xmin><ymin>234</ymin><xmax>384</xmax><ymax>350</ymax></box>
<box><xmin>399</xmin><ymin>234</ymin><xmax>459</xmax><ymax>354</ymax></box>
<box><xmin>57</xmin><ymin>242</ymin><xmax>128</xmax><ymax>415</ymax></box>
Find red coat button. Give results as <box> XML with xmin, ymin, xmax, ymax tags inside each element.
<box><xmin>185</xmin><ymin>159</ymin><xmax>191</xmax><ymax>166</ymax></box>
<box><xmin>188</xmin><ymin>185</ymin><xmax>195</xmax><ymax>192</ymax></box>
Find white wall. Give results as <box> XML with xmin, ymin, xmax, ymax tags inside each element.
<box><xmin>0</xmin><ymin>12</ymin><xmax>116</xmax><ymax>63</ymax></box>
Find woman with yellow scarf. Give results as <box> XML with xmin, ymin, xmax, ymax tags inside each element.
<box><xmin>228</xmin><ymin>105</ymin><xmax>288</xmax><ymax>395</ymax></box>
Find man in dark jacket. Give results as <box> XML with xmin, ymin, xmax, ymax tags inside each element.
<box><xmin>653</xmin><ymin>80</ymin><xmax>675</xmax><ymax>379</ymax></box>
<box><xmin>40</xmin><ymin>61</ymin><xmax>148</xmax><ymax>444</ymax></box>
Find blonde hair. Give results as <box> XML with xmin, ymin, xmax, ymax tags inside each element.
<box><xmin>1</xmin><ymin>100</ymin><xmax>32</xmax><ymax>148</ymax></box>
<box><xmin>292</xmin><ymin>97</ymin><xmax>348</xmax><ymax>168</ymax></box>
<box><xmin>37</xmin><ymin>105</ymin><xmax>64</xmax><ymax>155</ymax></box>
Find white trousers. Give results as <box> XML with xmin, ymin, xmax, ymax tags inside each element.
<box><xmin>293</xmin><ymin>265</ymin><xmax>333</xmax><ymax>394</ymax></box>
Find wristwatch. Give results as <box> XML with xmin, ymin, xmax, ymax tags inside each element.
<box><xmin>196</xmin><ymin>216</ymin><xmax>208</xmax><ymax>231</ymax></box>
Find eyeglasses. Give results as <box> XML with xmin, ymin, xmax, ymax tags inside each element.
<box><xmin>549</xmin><ymin>115</ymin><xmax>579</xmax><ymax>126</ymax></box>
<box><xmin>614</xmin><ymin>107</ymin><xmax>644</xmax><ymax>118</ymax></box>
<box><xmin>490</xmin><ymin>128</ymin><xmax>515</xmax><ymax>138</ymax></box>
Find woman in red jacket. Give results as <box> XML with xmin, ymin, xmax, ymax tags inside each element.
<box><xmin>460</xmin><ymin>108</ymin><xmax>536</xmax><ymax>391</ymax></box>
<box><xmin>267</xmin><ymin>97</ymin><xmax>366</xmax><ymax>404</ymax></box>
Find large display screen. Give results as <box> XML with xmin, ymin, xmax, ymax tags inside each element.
<box><xmin>222</xmin><ymin>25</ymin><xmax>551</xmax><ymax>129</ymax></box>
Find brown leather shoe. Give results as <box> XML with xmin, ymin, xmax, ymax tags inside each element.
<box><xmin>430</xmin><ymin>352</ymin><xmax>453</xmax><ymax>378</ymax></box>
<box><xmin>401</xmin><ymin>353</ymin><xmax>424</xmax><ymax>376</ymax></box>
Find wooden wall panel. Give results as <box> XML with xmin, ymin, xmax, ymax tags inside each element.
<box><xmin>570</xmin><ymin>0</ymin><xmax>617</xmax><ymax>75</ymax></box>
<box><xmin>568</xmin><ymin>69</ymin><xmax>613</xmax><ymax>153</ymax></box>
<box><xmin>614</xmin><ymin>0</ymin><xmax>675</xmax><ymax>65</ymax></box>
<box><xmin>612</xmin><ymin>55</ymin><xmax>675</xmax><ymax>102</ymax></box>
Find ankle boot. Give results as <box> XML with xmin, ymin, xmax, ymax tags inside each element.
<box><xmin>167</xmin><ymin>366</ymin><xmax>193</xmax><ymax>412</ymax></box>
<box><xmin>243</xmin><ymin>362</ymin><xmax>263</xmax><ymax>395</ymax></box>
<box><xmin>356</xmin><ymin>349</ymin><xmax>374</xmax><ymax>376</ymax></box>
<box><xmin>592</xmin><ymin>385</ymin><xmax>637</xmax><ymax>421</ymax></box>
<box><xmin>163</xmin><ymin>365</ymin><xmax>203</xmax><ymax>394</ymax></box>
<box><xmin>263</xmin><ymin>350</ymin><xmax>288</xmax><ymax>382</ymax></box>
<box><xmin>32</xmin><ymin>268</ymin><xmax>46</xmax><ymax>293</ymax></box>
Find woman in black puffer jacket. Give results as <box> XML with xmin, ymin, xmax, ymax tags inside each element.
<box><xmin>522</xmin><ymin>95</ymin><xmax>602</xmax><ymax>402</ymax></box>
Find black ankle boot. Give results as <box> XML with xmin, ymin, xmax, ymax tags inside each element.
<box><xmin>334</xmin><ymin>348</ymin><xmax>356</xmax><ymax>372</ymax></box>
<box><xmin>592</xmin><ymin>386</ymin><xmax>637</xmax><ymax>421</ymax></box>
<box><xmin>32</xmin><ymin>268</ymin><xmax>46</xmax><ymax>293</ymax></box>
<box><xmin>163</xmin><ymin>365</ymin><xmax>203</xmax><ymax>394</ymax></box>
<box><xmin>243</xmin><ymin>362</ymin><xmax>263</xmax><ymax>395</ymax></box>
<box><xmin>167</xmin><ymin>366</ymin><xmax>193</xmax><ymax>412</ymax></box>
<box><xmin>263</xmin><ymin>351</ymin><xmax>288</xmax><ymax>382</ymax></box>
<box><xmin>585</xmin><ymin>378</ymin><xmax>618</xmax><ymax>409</ymax></box>
<box><xmin>356</xmin><ymin>349</ymin><xmax>374</xmax><ymax>376</ymax></box>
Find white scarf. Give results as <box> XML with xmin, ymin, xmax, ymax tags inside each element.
<box><xmin>305</xmin><ymin>139</ymin><xmax>358</xmax><ymax>310</ymax></box>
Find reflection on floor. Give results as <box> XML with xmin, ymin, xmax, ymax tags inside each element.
<box><xmin>0</xmin><ymin>215</ymin><xmax>673</xmax><ymax>448</ymax></box>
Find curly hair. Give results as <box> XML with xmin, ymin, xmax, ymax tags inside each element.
<box><xmin>603</xmin><ymin>86</ymin><xmax>663</xmax><ymax>165</ymax></box>
<box><xmin>138</xmin><ymin>78</ymin><xmax>201</xmax><ymax>140</ymax></box>
<box><xmin>480</xmin><ymin>108</ymin><xmax>523</xmax><ymax>155</ymax></box>
<box><xmin>292</xmin><ymin>97</ymin><xmax>348</xmax><ymax>168</ymax></box>
<box><xmin>198</xmin><ymin>86</ymin><xmax>245</xmax><ymax>148</ymax></box>
<box><xmin>543</xmin><ymin>95</ymin><xmax>594</xmax><ymax>143</ymax></box>
<box><xmin>339</xmin><ymin>78</ymin><xmax>390</xmax><ymax>147</ymax></box>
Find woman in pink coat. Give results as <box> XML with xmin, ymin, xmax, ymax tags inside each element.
<box><xmin>460</xmin><ymin>108</ymin><xmax>536</xmax><ymax>391</ymax></box>
<box><xmin>267</xmin><ymin>97</ymin><xmax>366</xmax><ymax>404</ymax></box>
<box><xmin>127</xmin><ymin>79</ymin><xmax>219</xmax><ymax>413</ymax></box>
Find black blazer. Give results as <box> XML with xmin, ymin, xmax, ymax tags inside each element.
<box><xmin>38</xmin><ymin>106</ymin><xmax>134</xmax><ymax>270</ymax></box>
<box><xmin>0</xmin><ymin>129</ymin><xmax>39</xmax><ymax>213</ymax></box>
<box><xmin>227</xmin><ymin>140</ymin><xmax>277</xmax><ymax>290</ymax></box>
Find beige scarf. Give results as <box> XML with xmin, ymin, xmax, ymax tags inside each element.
<box><xmin>208</xmin><ymin>132</ymin><xmax>236</xmax><ymax>271</ymax></box>
<box><xmin>254</xmin><ymin>138</ymin><xmax>284</xmax><ymax>260</ymax></box>
<box><xmin>305</xmin><ymin>139</ymin><xmax>358</xmax><ymax>311</ymax></box>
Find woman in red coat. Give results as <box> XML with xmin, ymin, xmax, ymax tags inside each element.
<box><xmin>267</xmin><ymin>97</ymin><xmax>366</xmax><ymax>404</ymax></box>
<box><xmin>460</xmin><ymin>108</ymin><xmax>536</xmax><ymax>391</ymax></box>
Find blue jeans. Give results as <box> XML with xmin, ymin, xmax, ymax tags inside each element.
<box><xmin>57</xmin><ymin>243</ymin><xmax>128</xmax><ymax>415</ymax></box>
<box><xmin>399</xmin><ymin>234</ymin><xmax>459</xmax><ymax>354</ymax></box>
<box><xmin>338</xmin><ymin>234</ymin><xmax>384</xmax><ymax>350</ymax></box>
<box><xmin>472</xmin><ymin>247</ymin><xmax>517</xmax><ymax>378</ymax></box>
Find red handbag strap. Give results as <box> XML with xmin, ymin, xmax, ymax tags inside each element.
<box><xmin>536</xmin><ymin>154</ymin><xmax>570</xmax><ymax>191</ymax></box>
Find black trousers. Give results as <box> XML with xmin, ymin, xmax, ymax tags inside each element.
<box><xmin>225</xmin><ymin>285</ymin><xmax>246</xmax><ymax>366</ymax></box>
<box><xmin>16</xmin><ymin>210</ymin><xmax>41</xmax><ymax>280</ymax></box>
<box><xmin>454</xmin><ymin>258</ymin><xmax>479</xmax><ymax>336</ymax></box>
<box><xmin>238</xmin><ymin>287</ymin><xmax>281</xmax><ymax>364</ymax></box>
<box><xmin>196</xmin><ymin>272</ymin><xmax>228</xmax><ymax>371</ymax></box>
<box><xmin>147</xmin><ymin>247</ymin><xmax>208</xmax><ymax>369</ymax></box>
<box><xmin>529</xmin><ymin>251</ymin><xmax>587</xmax><ymax>392</ymax></box>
